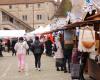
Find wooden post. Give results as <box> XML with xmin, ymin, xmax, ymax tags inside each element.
<box><xmin>97</xmin><ymin>25</ymin><xmax>100</xmax><ymax>54</ymax></box>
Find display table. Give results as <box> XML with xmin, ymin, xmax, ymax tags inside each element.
<box><xmin>88</xmin><ymin>58</ymin><xmax>100</xmax><ymax>80</ymax></box>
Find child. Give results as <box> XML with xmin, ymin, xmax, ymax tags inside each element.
<box><xmin>14</xmin><ymin>37</ymin><xmax>29</xmax><ymax>72</ymax></box>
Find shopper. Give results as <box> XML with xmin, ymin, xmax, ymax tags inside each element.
<box><xmin>79</xmin><ymin>52</ymin><xmax>89</xmax><ymax>80</ymax></box>
<box><xmin>0</xmin><ymin>39</ymin><xmax>3</xmax><ymax>57</ymax></box>
<box><xmin>45</xmin><ymin>37</ymin><xmax>52</xmax><ymax>56</ymax></box>
<box><xmin>31</xmin><ymin>36</ymin><xmax>44</xmax><ymax>71</ymax></box>
<box><xmin>63</xmin><ymin>30</ymin><xmax>74</xmax><ymax>73</ymax></box>
<box><xmin>26</xmin><ymin>39</ymin><xmax>33</xmax><ymax>55</ymax></box>
<box><xmin>11</xmin><ymin>38</ymin><xmax>17</xmax><ymax>56</ymax></box>
<box><xmin>63</xmin><ymin>43</ymin><xmax>74</xmax><ymax>73</ymax></box>
<box><xmin>54</xmin><ymin>37</ymin><xmax>64</xmax><ymax>71</ymax></box>
<box><xmin>6</xmin><ymin>39</ymin><xmax>11</xmax><ymax>52</ymax></box>
<box><xmin>14</xmin><ymin>37</ymin><xmax>29</xmax><ymax>72</ymax></box>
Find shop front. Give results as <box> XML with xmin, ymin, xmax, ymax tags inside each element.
<box><xmin>63</xmin><ymin>19</ymin><xmax>100</xmax><ymax>80</ymax></box>
<box><xmin>86</xmin><ymin>13</ymin><xmax>100</xmax><ymax>80</ymax></box>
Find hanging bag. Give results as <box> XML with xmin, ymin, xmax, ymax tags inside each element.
<box><xmin>81</xmin><ymin>26</ymin><xmax>95</xmax><ymax>49</ymax></box>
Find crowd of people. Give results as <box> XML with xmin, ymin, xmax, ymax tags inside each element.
<box><xmin>0</xmin><ymin>33</ymin><xmax>88</xmax><ymax>80</ymax></box>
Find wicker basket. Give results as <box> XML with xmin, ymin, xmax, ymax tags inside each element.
<box><xmin>81</xmin><ymin>27</ymin><xmax>95</xmax><ymax>49</ymax></box>
<box><xmin>82</xmin><ymin>41</ymin><xmax>95</xmax><ymax>49</ymax></box>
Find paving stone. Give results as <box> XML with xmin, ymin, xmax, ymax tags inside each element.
<box><xmin>0</xmin><ymin>51</ymin><xmax>90</xmax><ymax>80</ymax></box>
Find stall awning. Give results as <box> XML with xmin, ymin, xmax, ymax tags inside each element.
<box><xmin>0</xmin><ymin>30</ymin><xmax>25</xmax><ymax>37</ymax></box>
<box><xmin>61</xmin><ymin>20</ymin><xmax>100</xmax><ymax>30</ymax></box>
<box><xmin>41</xmin><ymin>20</ymin><xmax>100</xmax><ymax>34</ymax></box>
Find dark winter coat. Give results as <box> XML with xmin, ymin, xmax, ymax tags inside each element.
<box><xmin>31</xmin><ymin>40</ymin><xmax>44</xmax><ymax>54</ymax></box>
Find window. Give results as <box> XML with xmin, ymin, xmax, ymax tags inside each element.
<box><xmin>37</xmin><ymin>15</ymin><xmax>42</xmax><ymax>20</ymax></box>
<box><xmin>37</xmin><ymin>15</ymin><xmax>40</xmax><ymax>20</ymax></box>
<box><xmin>9</xmin><ymin>5</ymin><xmax>12</xmax><ymax>9</ymax></box>
<box><xmin>40</xmin><ymin>15</ymin><xmax>42</xmax><ymax>20</ymax></box>
<box><xmin>26</xmin><ymin>4</ymin><xmax>29</xmax><ymax>8</ymax></box>
<box><xmin>22</xmin><ymin>15</ymin><xmax>27</xmax><ymax>21</ymax></box>
<box><xmin>9</xmin><ymin>18</ymin><xmax>13</xmax><ymax>23</ymax></box>
<box><xmin>25</xmin><ymin>15</ymin><xmax>27</xmax><ymax>20</ymax></box>
<box><xmin>4</xmin><ymin>28</ymin><xmax>10</xmax><ymax>30</ymax></box>
<box><xmin>48</xmin><ymin>16</ymin><xmax>49</xmax><ymax>20</ymax></box>
<box><xmin>38</xmin><ymin>3</ymin><xmax>41</xmax><ymax>8</ymax></box>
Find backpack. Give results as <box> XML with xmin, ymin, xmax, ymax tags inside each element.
<box><xmin>33</xmin><ymin>41</ymin><xmax>41</xmax><ymax>54</ymax></box>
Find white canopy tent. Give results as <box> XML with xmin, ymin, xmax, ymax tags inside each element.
<box><xmin>43</xmin><ymin>24</ymin><xmax>51</xmax><ymax>33</ymax></box>
<box><xmin>0</xmin><ymin>30</ymin><xmax>25</xmax><ymax>38</ymax></box>
<box><xmin>50</xmin><ymin>18</ymin><xmax>68</xmax><ymax>31</ymax></box>
<box><xmin>55</xmin><ymin>18</ymin><xmax>67</xmax><ymax>29</ymax></box>
<box><xmin>50</xmin><ymin>22</ymin><xmax>57</xmax><ymax>30</ymax></box>
<box><xmin>34</xmin><ymin>26</ymin><xmax>45</xmax><ymax>34</ymax></box>
<box><xmin>27</xmin><ymin>25</ymin><xmax>51</xmax><ymax>35</ymax></box>
<box><xmin>28</xmin><ymin>26</ymin><xmax>45</xmax><ymax>34</ymax></box>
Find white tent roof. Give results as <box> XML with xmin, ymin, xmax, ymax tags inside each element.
<box><xmin>43</xmin><ymin>24</ymin><xmax>51</xmax><ymax>32</ymax></box>
<box><xmin>50</xmin><ymin>18</ymin><xmax>67</xmax><ymax>31</ymax></box>
<box><xmin>0</xmin><ymin>30</ymin><xmax>25</xmax><ymax>37</ymax></box>
<box><xmin>56</xmin><ymin>18</ymin><xmax>67</xmax><ymax>28</ymax></box>
<box><xmin>27</xmin><ymin>26</ymin><xmax>46</xmax><ymax>35</ymax></box>
<box><xmin>34</xmin><ymin>26</ymin><xmax>45</xmax><ymax>34</ymax></box>
<box><xmin>50</xmin><ymin>23</ymin><xmax>56</xmax><ymax>30</ymax></box>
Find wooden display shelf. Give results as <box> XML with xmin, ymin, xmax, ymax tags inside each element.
<box><xmin>88</xmin><ymin>59</ymin><xmax>100</xmax><ymax>80</ymax></box>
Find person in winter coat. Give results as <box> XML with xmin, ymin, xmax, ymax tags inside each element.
<box><xmin>11</xmin><ymin>38</ymin><xmax>18</xmax><ymax>56</ymax></box>
<box><xmin>0</xmin><ymin>39</ymin><xmax>3</xmax><ymax>57</ymax></box>
<box><xmin>31</xmin><ymin>36</ymin><xmax>44</xmax><ymax>71</ymax></box>
<box><xmin>63</xmin><ymin>42</ymin><xmax>74</xmax><ymax>73</ymax></box>
<box><xmin>6</xmin><ymin>39</ymin><xmax>10</xmax><ymax>53</ymax></box>
<box><xmin>14</xmin><ymin>37</ymin><xmax>29</xmax><ymax>72</ymax></box>
<box><xmin>54</xmin><ymin>37</ymin><xmax>64</xmax><ymax>71</ymax></box>
<box><xmin>45</xmin><ymin>37</ymin><xmax>53</xmax><ymax>56</ymax></box>
<box><xmin>79</xmin><ymin>52</ymin><xmax>89</xmax><ymax>80</ymax></box>
<box><xmin>26</xmin><ymin>39</ymin><xmax>33</xmax><ymax>55</ymax></box>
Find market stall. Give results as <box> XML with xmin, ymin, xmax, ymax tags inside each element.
<box><xmin>63</xmin><ymin>19</ymin><xmax>100</xmax><ymax>80</ymax></box>
<box><xmin>85</xmin><ymin>13</ymin><xmax>100</xmax><ymax>80</ymax></box>
<box><xmin>0</xmin><ymin>30</ymin><xmax>25</xmax><ymax>38</ymax></box>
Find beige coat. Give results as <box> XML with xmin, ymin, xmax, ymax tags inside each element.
<box><xmin>54</xmin><ymin>41</ymin><xmax>64</xmax><ymax>59</ymax></box>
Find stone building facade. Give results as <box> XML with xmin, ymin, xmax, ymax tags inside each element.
<box><xmin>0</xmin><ymin>0</ymin><xmax>58</xmax><ymax>30</ymax></box>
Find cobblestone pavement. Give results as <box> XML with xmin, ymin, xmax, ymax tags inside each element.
<box><xmin>0</xmin><ymin>51</ymin><xmax>91</xmax><ymax>80</ymax></box>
